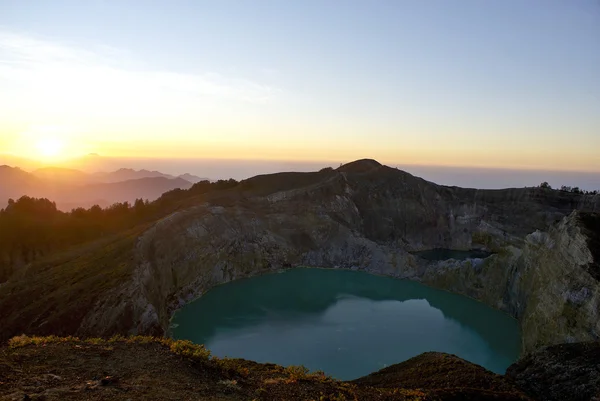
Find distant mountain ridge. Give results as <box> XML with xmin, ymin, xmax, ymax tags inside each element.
<box><xmin>31</xmin><ymin>166</ymin><xmax>207</xmax><ymax>184</ymax></box>
<box><xmin>0</xmin><ymin>165</ymin><xmax>199</xmax><ymax>210</ymax></box>
<box><xmin>32</xmin><ymin>167</ymin><xmax>90</xmax><ymax>184</ymax></box>
<box><xmin>0</xmin><ymin>165</ymin><xmax>42</xmax><ymax>198</ymax></box>
<box><xmin>91</xmin><ymin>168</ymin><xmax>174</xmax><ymax>183</ymax></box>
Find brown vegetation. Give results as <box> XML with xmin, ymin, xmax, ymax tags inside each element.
<box><xmin>0</xmin><ymin>336</ymin><xmax>532</xmax><ymax>401</ymax></box>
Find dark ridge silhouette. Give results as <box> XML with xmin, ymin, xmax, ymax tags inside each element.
<box><xmin>238</xmin><ymin>169</ymin><xmax>337</xmax><ymax>196</ymax></box>
<box><xmin>337</xmin><ymin>158</ymin><xmax>382</xmax><ymax>173</ymax></box>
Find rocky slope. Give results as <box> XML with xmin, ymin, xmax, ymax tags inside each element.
<box><xmin>506</xmin><ymin>341</ymin><xmax>600</xmax><ymax>401</ymax></box>
<box><xmin>3</xmin><ymin>336</ymin><xmax>599</xmax><ymax>400</ymax></box>
<box><xmin>0</xmin><ymin>336</ymin><xmax>533</xmax><ymax>401</ymax></box>
<box><xmin>421</xmin><ymin>210</ymin><xmax>600</xmax><ymax>352</ymax></box>
<box><xmin>69</xmin><ymin>160</ymin><xmax>600</xmax><ymax>356</ymax></box>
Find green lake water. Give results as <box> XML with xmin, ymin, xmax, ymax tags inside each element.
<box><xmin>171</xmin><ymin>268</ymin><xmax>521</xmax><ymax>380</ymax></box>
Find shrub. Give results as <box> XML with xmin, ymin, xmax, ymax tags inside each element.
<box><xmin>167</xmin><ymin>339</ymin><xmax>211</xmax><ymax>360</ymax></box>
<box><xmin>8</xmin><ymin>335</ymin><xmax>80</xmax><ymax>348</ymax></box>
<box><xmin>285</xmin><ymin>365</ymin><xmax>310</xmax><ymax>380</ymax></box>
<box><xmin>8</xmin><ymin>335</ymin><xmax>210</xmax><ymax>362</ymax></box>
<box><xmin>108</xmin><ymin>334</ymin><xmax>126</xmax><ymax>343</ymax></box>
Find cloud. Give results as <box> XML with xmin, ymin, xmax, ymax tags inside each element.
<box><xmin>0</xmin><ymin>31</ymin><xmax>280</xmax><ymax>116</ymax></box>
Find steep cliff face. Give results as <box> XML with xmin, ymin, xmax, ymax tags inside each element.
<box><xmin>421</xmin><ymin>211</ymin><xmax>600</xmax><ymax>352</ymax></box>
<box><xmin>77</xmin><ymin>161</ymin><xmax>600</xmax><ymax>355</ymax></box>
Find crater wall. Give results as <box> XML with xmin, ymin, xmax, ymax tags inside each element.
<box><xmin>79</xmin><ymin>165</ymin><xmax>600</xmax><ymax>354</ymax></box>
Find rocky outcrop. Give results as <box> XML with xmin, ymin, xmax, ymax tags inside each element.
<box><xmin>421</xmin><ymin>210</ymin><xmax>600</xmax><ymax>352</ymax></box>
<box><xmin>506</xmin><ymin>341</ymin><xmax>600</xmax><ymax>401</ymax></box>
<box><xmin>77</xmin><ymin>161</ymin><xmax>600</xmax><ymax>356</ymax></box>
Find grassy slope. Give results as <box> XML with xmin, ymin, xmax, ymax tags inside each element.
<box><xmin>0</xmin><ymin>179</ymin><xmax>254</xmax><ymax>343</ymax></box>
<box><xmin>0</xmin><ymin>227</ymin><xmax>144</xmax><ymax>342</ymax></box>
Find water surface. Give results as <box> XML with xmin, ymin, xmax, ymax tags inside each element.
<box><xmin>172</xmin><ymin>268</ymin><xmax>520</xmax><ymax>380</ymax></box>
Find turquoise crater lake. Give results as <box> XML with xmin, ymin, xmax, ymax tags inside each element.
<box><xmin>172</xmin><ymin>268</ymin><xmax>521</xmax><ymax>380</ymax></box>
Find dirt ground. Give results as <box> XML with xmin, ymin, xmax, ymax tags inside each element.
<box><xmin>0</xmin><ymin>337</ymin><xmax>531</xmax><ymax>401</ymax></box>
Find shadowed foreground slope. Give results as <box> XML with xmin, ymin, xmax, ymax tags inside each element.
<box><xmin>506</xmin><ymin>342</ymin><xmax>600</xmax><ymax>401</ymax></box>
<box><xmin>0</xmin><ymin>336</ymin><xmax>531</xmax><ymax>401</ymax></box>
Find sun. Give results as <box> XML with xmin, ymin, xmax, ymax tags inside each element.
<box><xmin>35</xmin><ymin>137</ymin><xmax>65</xmax><ymax>159</ymax></box>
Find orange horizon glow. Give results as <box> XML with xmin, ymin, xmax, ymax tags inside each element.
<box><xmin>3</xmin><ymin>111</ymin><xmax>599</xmax><ymax>174</ymax></box>
<box><xmin>2</xmin><ymin>141</ymin><xmax>600</xmax><ymax>175</ymax></box>
<box><xmin>3</xmin><ymin>122</ymin><xmax>599</xmax><ymax>173</ymax></box>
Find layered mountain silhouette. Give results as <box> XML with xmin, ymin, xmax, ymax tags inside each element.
<box><xmin>0</xmin><ymin>165</ymin><xmax>205</xmax><ymax>210</ymax></box>
<box><xmin>89</xmin><ymin>168</ymin><xmax>206</xmax><ymax>183</ymax></box>
<box><xmin>31</xmin><ymin>167</ymin><xmax>91</xmax><ymax>184</ymax></box>
<box><xmin>31</xmin><ymin>166</ymin><xmax>206</xmax><ymax>184</ymax></box>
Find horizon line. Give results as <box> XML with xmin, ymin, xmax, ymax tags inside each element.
<box><xmin>2</xmin><ymin>152</ymin><xmax>600</xmax><ymax>175</ymax></box>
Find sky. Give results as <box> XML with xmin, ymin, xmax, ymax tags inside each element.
<box><xmin>1</xmin><ymin>0</ymin><xmax>599</xmax><ymax>172</ymax></box>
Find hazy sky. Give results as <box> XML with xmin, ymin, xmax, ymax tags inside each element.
<box><xmin>1</xmin><ymin>1</ymin><xmax>599</xmax><ymax>171</ymax></box>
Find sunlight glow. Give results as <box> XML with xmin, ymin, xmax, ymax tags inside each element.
<box><xmin>35</xmin><ymin>137</ymin><xmax>64</xmax><ymax>159</ymax></box>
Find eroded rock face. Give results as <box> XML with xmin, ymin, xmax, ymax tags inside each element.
<box><xmin>421</xmin><ymin>211</ymin><xmax>600</xmax><ymax>352</ymax></box>
<box><xmin>78</xmin><ymin>162</ymin><xmax>600</xmax><ymax>355</ymax></box>
<box><xmin>506</xmin><ymin>342</ymin><xmax>600</xmax><ymax>401</ymax></box>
